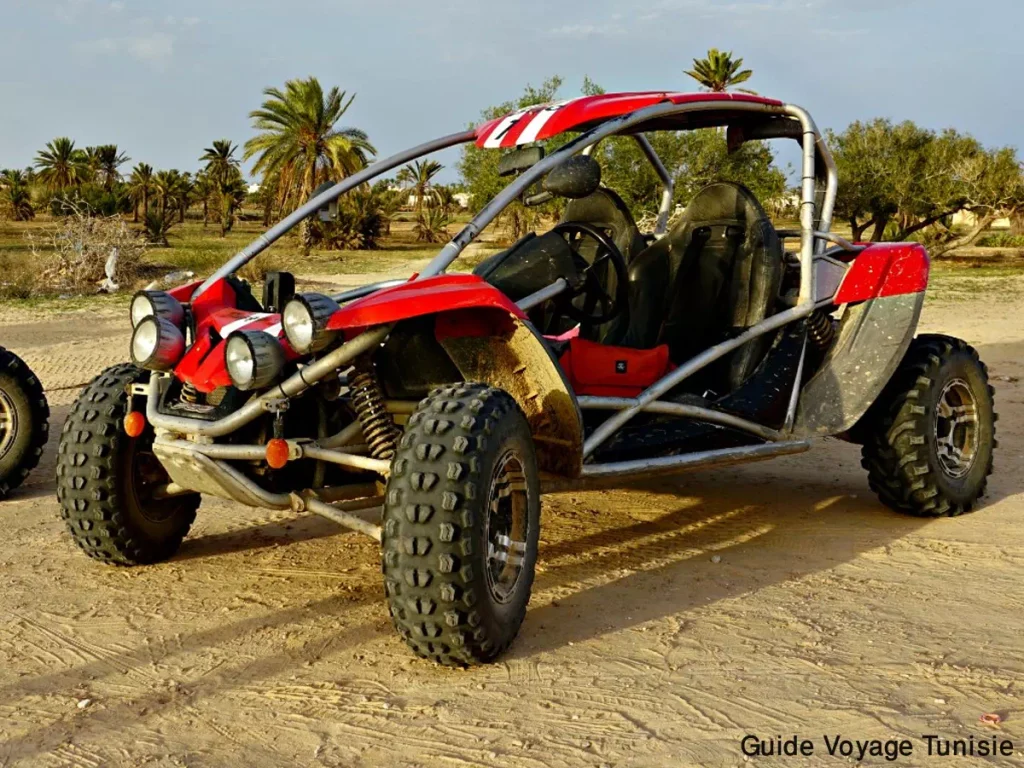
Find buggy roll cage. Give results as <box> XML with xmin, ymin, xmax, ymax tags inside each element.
<box><xmin>181</xmin><ymin>97</ymin><xmax>843</xmax><ymax>487</ymax></box>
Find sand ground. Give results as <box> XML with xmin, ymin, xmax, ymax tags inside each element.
<box><xmin>0</xmin><ymin>277</ymin><xmax>1022</xmax><ymax>767</ymax></box>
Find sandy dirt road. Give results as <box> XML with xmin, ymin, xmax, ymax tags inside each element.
<box><xmin>0</xmin><ymin>281</ymin><xmax>1022</xmax><ymax>767</ymax></box>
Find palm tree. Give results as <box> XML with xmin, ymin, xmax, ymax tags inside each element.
<box><xmin>200</xmin><ymin>140</ymin><xmax>240</xmax><ymax>184</ymax></box>
<box><xmin>399</xmin><ymin>160</ymin><xmax>444</xmax><ymax>215</ymax></box>
<box><xmin>685</xmin><ymin>48</ymin><xmax>755</xmax><ymax>93</ymax></box>
<box><xmin>215</xmin><ymin>167</ymin><xmax>247</xmax><ymax>236</ymax></box>
<box><xmin>127</xmin><ymin>163</ymin><xmax>155</xmax><ymax>222</ymax></box>
<box><xmin>95</xmin><ymin>145</ymin><xmax>130</xmax><ymax>189</ymax></box>
<box><xmin>175</xmin><ymin>172</ymin><xmax>194</xmax><ymax>223</ymax></box>
<box><xmin>193</xmin><ymin>170</ymin><xmax>215</xmax><ymax>228</ymax></box>
<box><xmin>0</xmin><ymin>169</ymin><xmax>35</xmax><ymax>221</ymax></box>
<box><xmin>80</xmin><ymin>147</ymin><xmax>102</xmax><ymax>184</ymax></box>
<box><xmin>154</xmin><ymin>169</ymin><xmax>181</xmax><ymax>217</ymax></box>
<box><xmin>35</xmin><ymin>137</ymin><xmax>85</xmax><ymax>193</ymax></box>
<box><xmin>244</xmin><ymin>76</ymin><xmax>376</xmax><ymax>251</ymax></box>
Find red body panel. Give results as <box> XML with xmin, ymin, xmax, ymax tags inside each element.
<box><xmin>558</xmin><ymin>337</ymin><xmax>673</xmax><ymax>398</ymax></box>
<box><xmin>475</xmin><ymin>92</ymin><xmax>782</xmax><ymax>149</ymax></box>
<box><xmin>834</xmin><ymin>243</ymin><xmax>930</xmax><ymax>305</ymax></box>
<box><xmin>325</xmin><ymin>275</ymin><xmax>526</xmax><ymax>332</ymax></box>
<box><xmin>173</xmin><ymin>278</ymin><xmax>293</xmax><ymax>393</ymax></box>
<box><xmin>166</xmin><ymin>279</ymin><xmax>203</xmax><ymax>303</ymax></box>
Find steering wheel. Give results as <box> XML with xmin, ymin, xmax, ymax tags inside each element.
<box><xmin>551</xmin><ymin>222</ymin><xmax>630</xmax><ymax>325</ymax></box>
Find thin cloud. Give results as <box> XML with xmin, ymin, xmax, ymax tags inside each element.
<box><xmin>73</xmin><ymin>32</ymin><xmax>175</xmax><ymax>64</ymax></box>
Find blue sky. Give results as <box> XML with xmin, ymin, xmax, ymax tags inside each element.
<box><xmin>2</xmin><ymin>0</ymin><xmax>1022</xmax><ymax>183</ymax></box>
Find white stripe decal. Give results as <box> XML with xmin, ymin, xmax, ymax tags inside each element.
<box><xmin>264</xmin><ymin>322</ymin><xmax>282</xmax><ymax>338</ymax></box>
<box><xmin>515</xmin><ymin>101</ymin><xmax>569</xmax><ymax>145</ymax></box>
<box><xmin>220</xmin><ymin>313</ymin><xmax>271</xmax><ymax>337</ymax></box>
<box><xmin>483</xmin><ymin>108</ymin><xmax>530</xmax><ymax>149</ymax></box>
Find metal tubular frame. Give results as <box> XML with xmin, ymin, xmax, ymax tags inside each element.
<box><xmin>580</xmin><ymin>301</ymin><xmax>814</xmax><ymax>458</ymax></box>
<box><xmin>146</xmin><ymin>324</ymin><xmax>392</xmax><ymax>438</ymax></box>
<box><xmin>151</xmin><ymin>97</ymin><xmax>843</xmax><ymax>506</ymax></box>
<box><xmin>575</xmin><ymin>440</ymin><xmax>811</xmax><ymax>481</ymax></box>
<box><xmin>577</xmin><ymin>397</ymin><xmax>782</xmax><ymax>442</ymax></box>
<box><xmin>633</xmin><ymin>134</ymin><xmax>674</xmax><ymax>234</ymax></box>
<box><xmin>196</xmin><ymin>132</ymin><xmax>475</xmax><ymax>297</ymax></box>
<box><xmin>516</xmin><ymin>277</ymin><xmax>570</xmax><ymax>311</ymax></box>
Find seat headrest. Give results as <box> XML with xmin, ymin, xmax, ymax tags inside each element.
<box><xmin>675</xmin><ymin>182</ymin><xmax>770</xmax><ymax>228</ymax></box>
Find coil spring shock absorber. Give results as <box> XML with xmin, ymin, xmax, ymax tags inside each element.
<box><xmin>807</xmin><ymin>309</ymin><xmax>836</xmax><ymax>351</ymax></box>
<box><xmin>181</xmin><ymin>381</ymin><xmax>200</xmax><ymax>404</ymax></box>
<box><xmin>349</xmin><ymin>358</ymin><xmax>399</xmax><ymax>460</ymax></box>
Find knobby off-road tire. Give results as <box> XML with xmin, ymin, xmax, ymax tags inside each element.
<box><xmin>0</xmin><ymin>347</ymin><xmax>49</xmax><ymax>500</ymax></box>
<box><xmin>57</xmin><ymin>363</ymin><xmax>200</xmax><ymax>564</ymax></box>
<box><xmin>860</xmin><ymin>334</ymin><xmax>996</xmax><ymax>517</ymax></box>
<box><xmin>382</xmin><ymin>383</ymin><xmax>541</xmax><ymax>666</ymax></box>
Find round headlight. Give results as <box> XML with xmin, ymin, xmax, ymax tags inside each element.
<box><xmin>225</xmin><ymin>330</ymin><xmax>285</xmax><ymax>391</ymax></box>
<box><xmin>130</xmin><ymin>316</ymin><xmax>185</xmax><ymax>371</ymax></box>
<box><xmin>131</xmin><ymin>290</ymin><xmax>185</xmax><ymax>329</ymax></box>
<box><xmin>282</xmin><ymin>293</ymin><xmax>340</xmax><ymax>354</ymax></box>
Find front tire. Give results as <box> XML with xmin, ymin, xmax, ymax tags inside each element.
<box><xmin>0</xmin><ymin>347</ymin><xmax>49</xmax><ymax>499</ymax></box>
<box><xmin>860</xmin><ymin>334</ymin><xmax>996</xmax><ymax>517</ymax></box>
<box><xmin>57</xmin><ymin>364</ymin><xmax>200</xmax><ymax>564</ymax></box>
<box><xmin>382</xmin><ymin>383</ymin><xmax>541</xmax><ymax>666</ymax></box>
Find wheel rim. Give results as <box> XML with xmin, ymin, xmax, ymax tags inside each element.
<box><xmin>934</xmin><ymin>377</ymin><xmax>979</xmax><ymax>479</ymax></box>
<box><xmin>131</xmin><ymin>445</ymin><xmax>177</xmax><ymax>522</ymax></box>
<box><xmin>0</xmin><ymin>389</ymin><xmax>17</xmax><ymax>461</ymax></box>
<box><xmin>484</xmin><ymin>449</ymin><xmax>530</xmax><ymax>604</ymax></box>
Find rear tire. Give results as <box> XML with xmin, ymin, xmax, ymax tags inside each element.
<box><xmin>57</xmin><ymin>364</ymin><xmax>200</xmax><ymax>564</ymax></box>
<box><xmin>860</xmin><ymin>334</ymin><xmax>996</xmax><ymax>517</ymax></box>
<box><xmin>382</xmin><ymin>383</ymin><xmax>540</xmax><ymax>666</ymax></box>
<box><xmin>0</xmin><ymin>347</ymin><xmax>49</xmax><ymax>500</ymax></box>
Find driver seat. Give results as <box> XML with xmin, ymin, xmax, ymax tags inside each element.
<box><xmin>559</xmin><ymin>188</ymin><xmax>647</xmax><ymax>264</ymax></box>
<box><xmin>604</xmin><ymin>182</ymin><xmax>784</xmax><ymax>393</ymax></box>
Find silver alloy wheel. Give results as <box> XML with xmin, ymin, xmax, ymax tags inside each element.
<box><xmin>0</xmin><ymin>389</ymin><xmax>17</xmax><ymax>461</ymax></box>
<box><xmin>484</xmin><ymin>449</ymin><xmax>529</xmax><ymax>604</ymax></box>
<box><xmin>934</xmin><ymin>377</ymin><xmax>978</xmax><ymax>479</ymax></box>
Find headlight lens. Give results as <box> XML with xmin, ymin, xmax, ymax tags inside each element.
<box><xmin>225</xmin><ymin>330</ymin><xmax>285</xmax><ymax>391</ymax></box>
<box><xmin>130</xmin><ymin>290</ymin><xmax>185</xmax><ymax>329</ymax></box>
<box><xmin>282</xmin><ymin>293</ymin><xmax>340</xmax><ymax>354</ymax></box>
<box><xmin>130</xmin><ymin>316</ymin><xmax>185</xmax><ymax>370</ymax></box>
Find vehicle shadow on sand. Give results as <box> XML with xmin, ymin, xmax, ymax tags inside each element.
<box><xmin>0</xmin><ymin>448</ymin><xmax>945</xmax><ymax>762</ymax></box>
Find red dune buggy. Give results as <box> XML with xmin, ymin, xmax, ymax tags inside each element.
<box><xmin>57</xmin><ymin>92</ymin><xmax>996</xmax><ymax>665</ymax></box>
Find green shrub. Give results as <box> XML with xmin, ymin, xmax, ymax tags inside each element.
<box><xmin>976</xmin><ymin>232</ymin><xmax>1024</xmax><ymax>248</ymax></box>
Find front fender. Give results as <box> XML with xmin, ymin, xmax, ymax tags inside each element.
<box><xmin>435</xmin><ymin>309</ymin><xmax>584</xmax><ymax>478</ymax></box>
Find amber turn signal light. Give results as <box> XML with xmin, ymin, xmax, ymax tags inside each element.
<box><xmin>123</xmin><ymin>411</ymin><xmax>146</xmax><ymax>438</ymax></box>
<box><xmin>266</xmin><ymin>438</ymin><xmax>290</xmax><ymax>469</ymax></box>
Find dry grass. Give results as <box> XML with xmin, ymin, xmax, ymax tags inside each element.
<box><xmin>3</xmin><ymin>210</ymin><xmax>1023</xmax><ymax>308</ymax></box>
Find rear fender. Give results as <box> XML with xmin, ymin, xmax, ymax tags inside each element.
<box><xmin>833</xmin><ymin>243</ymin><xmax>929</xmax><ymax>304</ymax></box>
<box><xmin>794</xmin><ymin>291</ymin><xmax>924</xmax><ymax>436</ymax></box>
<box><xmin>434</xmin><ymin>308</ymin><xmax>583</xmax><ymax>477</ymax></box>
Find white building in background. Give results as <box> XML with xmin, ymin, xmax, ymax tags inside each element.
<box><xmin>951</xmin><ymin>210</ymin><xmax>1011</xmax><ymax>229</ymax></box>
<box><xmin>248</xmin><ymin>183</ymin><xmax>261</xmax><ymax>194</ymax></box>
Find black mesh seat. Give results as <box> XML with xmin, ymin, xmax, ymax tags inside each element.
<box><xmin>559</xmin><ymin>188</ymin><xmax>648</xmax><ymax>263</ymax></box>
<box><xmin>604</xmin><ymin>182</ymin><xmax>784</xmax><ymax>393</ymax></box>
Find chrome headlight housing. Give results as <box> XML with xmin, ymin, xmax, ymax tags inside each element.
<box><xmin>130</xmin><ymin>316</ymin><xmax>185</xmax><ymax>371</ymax></box>
<box><xmin>225</xmin><ymin>330</ymin><xmax>285</xmax><ymax>391</ymax></box>
<box><xmin>282</xmin><ymin>293</ymin><xmax>340</xmax><ymax>354</ymax></box>
<box><xmin>130</xmin><ymin>290</ymin><xmax>185</xmax><ymax>329</ymax></box>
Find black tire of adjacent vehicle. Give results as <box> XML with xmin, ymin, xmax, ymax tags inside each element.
<box><xmin>0</xmin><ymin>347</ymin><xmax>49</xmax><ymax>500</ymax></box>
<box><xmin>382</xmin><ymin>383</ymin><xmax>541</xmax><ymax>666</ymax></box>
<box><xmin>860</xmin><ymin>334</ymin><xmax>996</xmax><ymax>517</ymax></box>
<box><xmin>57</xmin><ymin>363</ymin><xmax>200</xmax><ymax>564</ymax></box>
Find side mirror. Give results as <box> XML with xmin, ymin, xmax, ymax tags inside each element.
<box><xmin>542</xmin><ymin>155</ymin><xmax>601</xmax><ymax>200</ymax></box>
